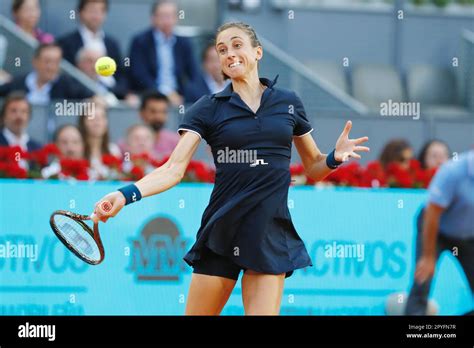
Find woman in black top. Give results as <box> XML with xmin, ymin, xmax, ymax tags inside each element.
<box><xmin>92</xmin><ymin>22</ymin><xmax>370</xmax><ymax>315</ymax></box>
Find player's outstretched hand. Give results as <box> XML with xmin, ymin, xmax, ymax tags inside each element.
<box><xmin>91</xmin><ymin>191</ymin><xmax>126</xmax><ymax>223</ymax></box>
<box><xmin>334</xmin><ymin>121</ymin><xmax>370</xmax><ymax>162</ymax></box>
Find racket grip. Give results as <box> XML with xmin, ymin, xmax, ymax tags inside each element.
<box><xmin>90</xmin><ymin>200</ymin><xmax>112</xmax><ymax>223</ymax></box>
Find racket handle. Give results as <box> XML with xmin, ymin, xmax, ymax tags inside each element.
<box><xmin>90</xmin><ymin>200</ymin><xmax>112</xmax><ymax>223</ymax></box>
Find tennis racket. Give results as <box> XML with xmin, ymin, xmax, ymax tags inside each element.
<box><xmin>49</xmin><ymin>201</ymin><xmax>112</xmax><ymax>265</ymax></box>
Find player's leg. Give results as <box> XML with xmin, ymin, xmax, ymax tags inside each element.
<box><xmin>185</xmin><ymin>248</ymin><xmax>240</xmax><ymax>315</ymax></box>
<box><xmin>185</xmin><ymin>273</ymin><xmax>236</xmax><ymax>315</ymax></box>
<box><xmin>241</xmin><ymin>270</ymin><xmax>285</xmax><ymax>315</ymax></box>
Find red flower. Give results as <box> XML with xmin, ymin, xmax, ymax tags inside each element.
<box><xmin>76</xmin><ymin>172</ymin><xmax>89</xmax><ymax>181</ymax></box>
<box><xmin>290</xmin><ymin>163</ymin><xmax>305</xmax><ymax>176</ymax></box>
<box><xmin>185</xmin><ymin>160</ymin><xmax>215</xmax><ymax>183</ymax></box>
<box><xmin>27</xmin><ymin>148</ymin><xmax>48</xmax><ymax>167</ymax></box>
<box><xmin>360</xmin><ymin>161</ymin><xmax>387</xmax><ymax>188</ymax></box>
<box><xmin>409</xmin><ymin>159</ymin><xmax>421</xmax><ymax>171</ymax></box>
<box><xmin>150</xmin><ymin>155</ymin><xmax>169</xmax><ymax>168</ymax></box>
<box><xmin>130</xmin><ymin>165</ymin><xmax>145</xmax><ymax>180</ymax></box>
<box><xmin>102</xmin><ymin>154</ymin><xmax>122</xmax><ymax>170</ymax></box>
<box><xmin>421</xmin><ymin>167</ymin><xmax>438</xmax><ymax>188</ymax></box>
<box><xmin>324</xmin><ymin>162</ymin><xmax>363</xmax><ymax>186</ymax></box>
<box><xmin>0</xmin><ymin>162</ymin><xmax>27</xmax><ymax>178</ymax></box>
<box><xmin>59</xmin><ymin>158</ymin><xmax>90</xmax><ymax>179</ymax></box>
<box><xmin>0</xmin><ymin>145</ymin><xmax>26</xmax><ymax>163</ymax></box>
<box><xmin>43</xmin><ymin>143</ymin><xmax>61</xmax><ymax>156</ymax></box>
<box><xmin>386</xmin><ymin>162</ymin><xmax>414</xmax><ymax>188</ymax></box>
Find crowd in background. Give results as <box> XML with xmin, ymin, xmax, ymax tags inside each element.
<box><xmin>0</xmin><ymin>0</ymin><xmax>228</xmax><ymax>106</ymax></box>
<box><xmin>0</xmin><ymin>0</ymin><xmax>227</xmax><ymax>181</ymax></box>
<box><xmin>0</xmin><ymin>0</ymin><xmax>453</xmax><ymax>185</ymax></box>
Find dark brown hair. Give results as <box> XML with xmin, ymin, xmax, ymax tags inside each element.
<box><xmin>215</xmin><ymin>22</ymin><xmax>262</xmax><ymax>80</ymax></box>
<box><xmin>78</xmin><ymin>0</ymin><xmax>109</xmax><ymax>12</ymax></box>
<box><xmin>12</xmin><ymin>0</ymin><xmax>27</xmax><ymax>14</ymax></box>
<box><xmin>0</xmin><ymin>91</ymin><xmax>30</xmax><ymax>127</ymax></box>
<box><xmin>77</xmin><ymin>100</ymin><xmax>111</xmax><ymax>160</ymax></box>
<box><xmin>379</xmin><ymin>139</ymin><xmax>412</xmax><ymax>168</ymax></box>
<box><xmin>418</xmin><ymin>139</ymin><xmax>450</xmax><ymax>169</ymax></box>
<box><xmin>33</xmin><ymin>43</ymin><xmax>62</xmax><ymax>59</ymax></box>
<box><xmin>140</xmin><ymin>90</ymin><xmax>169</xmax><ymax>111</ymax></box>
<box><xmin>53</xmin><ymin>124</ymin><xmax>81</xmax><ymax>143</ymax></box>
<box><xmin>151</xmin><ymin>0</ymin><xmax>177</xmax><ymax>15</ymax></box>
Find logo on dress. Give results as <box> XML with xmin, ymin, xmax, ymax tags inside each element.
<box><xmin>249</xmin><ymin>158</ymin><xmax>269</xmax><ymax>167</ymax></box>
<box><xmin>216</xmin><ymin>147</ymin><xmax>269</xmax><ymax>167</ymax></box>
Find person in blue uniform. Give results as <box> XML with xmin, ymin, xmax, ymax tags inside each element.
<box><xmin>92</xmin><ymin>22</ymin><xmax>370</xmax><ymax>315</ymax></box>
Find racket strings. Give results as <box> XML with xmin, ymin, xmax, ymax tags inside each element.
<box><xmin>53</xmin><ymin>214</ymin><xmax>100</xmax><ymax>261</ymax></box>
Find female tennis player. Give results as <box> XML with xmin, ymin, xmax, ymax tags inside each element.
<box><xmin>92</xmin><ymin>22</ymin><xmax>369</xmax><ymax>315</ymax></box>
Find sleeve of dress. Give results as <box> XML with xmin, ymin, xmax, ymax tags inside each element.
<box><xmin>177</xmin><ymin>95</ymin><xmax>213</xmax><ymax>141</ymax></box>
<box><xmin>292</xmin><ymin>92</ymin><xmax>314</xmax><ymax>137</ymax></box>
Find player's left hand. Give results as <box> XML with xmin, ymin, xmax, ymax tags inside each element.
<box><xmin>334</xmin><ymin>121</ymin><xmax>370</xmax><ymax>162</ymax></box>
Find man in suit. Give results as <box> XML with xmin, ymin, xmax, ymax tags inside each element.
<box><xmin>184</xmin><ymin>43</ymin><xmax>228</xmax><ymax>103</ymax></box>
<box><xmin>0</xmin><ymin>91</ymin><xmax>42</xmax><ymax>151</ymax></box>
<box><xmin>128</xmin><ymin>0</ymin><xmax>198</xmax><ymax>106</ymax></box>
<box><xmin>57</xmin><ymin>0</ymin><xmax>131</xmax><ymax>100</ymax></box>
<box><xmin>0</xmin><ymin>43</ymin><xmax>94</xmax><ymax>104</ymax></box>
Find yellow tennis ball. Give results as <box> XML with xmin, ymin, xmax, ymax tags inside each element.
<box><xmin>95</xmin><ymin>56</ymin><xmax>116</xmax><ymax>77</ymax></box>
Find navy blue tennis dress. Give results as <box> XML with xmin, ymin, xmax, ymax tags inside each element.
<box><xmin>178</xmin><ymin>76</ymin><xmax>313</xmax><ymax>277</ymax></box>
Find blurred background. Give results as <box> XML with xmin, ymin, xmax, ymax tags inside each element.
<box><xmin>0</xmin><ymin>0</ymin><xmax>473</xmax><ymax>316</ymax></box>
<box><xmin>0</xmin><ymin>0</ymin><xmax>472</xmax><ymax>170</ymax></box>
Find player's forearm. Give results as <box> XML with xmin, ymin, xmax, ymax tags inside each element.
<box><xmin>134</xmin><ymin>161</ymin><xmax>184</xmax><ymax>198</ymax></box>
<box><xmin>421</xmin><ymin>204</ymin><xmax>442</xmax><ymax>258</ymax></box>
<box><xmin>305</xmin><ymin>154</ymin><xmax>334</xmax><ymax>182</ymax></box>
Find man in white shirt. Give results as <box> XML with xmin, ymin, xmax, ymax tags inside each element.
<box><xmin>0</xmin><ymin>43</ymin><xmax>94</xmax><ymax>104</ymax></box>
<box><xmin>129</xmin><ymin>0</ymin><xmax>199</xmax><ymax>105</ymax></box>
<box><xmin>58</xmin><ymin>0</ymin><xmax>130</xmax><ymax>100</ymax></box>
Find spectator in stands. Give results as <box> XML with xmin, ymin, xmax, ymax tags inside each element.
<box><xmin>78</xmin><ymin>97</ymin><xmax>121</xmax><ymax>179</ymax></box>
<box><xmin>0</xmin><ymin>91</ymin><xmax>42</xmax><ymax>151</ymax></box>
<box><xmin>126</xmin><ymin>124</ymin><xmax>154</xmax><ymax>156</ymax></box>
<box><xmin>12</xmin><ymin>0</ymin><xmax>54</xmax><ymax>44</ymax></box>
<box><xmin>128</xmin><ymin>0</ymin><xmax>198</xmax><ymax>106</ymax></box>
<box><xmin>418</xmin><ymin>140</ymin><xmax>450</xmax><ymax>170</ymax></box>
<box><xmin>58</xmin><ymin>0</ymin><xmax>117</xmax><ymax>65</ymax></box>
<box><xmin>405</xmin><ymin>150</ymin><xmax>474</xmax><ymax>315</ymax></box>
<box><xmin>124</xmin><ymin>124</ymin><xmax>156</xmax><ymax>174</ymax></box>
<box><xmin>58</xmin><ymin>0</ymin><xmax>135</xmax><ymax>103</ymax></box>
<box><xmin>184</xmin><ymin>43</ymin><xmax>229</xmax><ymax>103</ymax></box>
<box><xmin>379</xmin><ymin>139</ymin><xmax>413</xmax><ymax>170</ymax></box>
<box><xmin>54</xmin><ymin>124</ymin><xmax>85</xmax><ymax>159</ymax></box>
<box><xmin>41</xmin><ymin>124</ymin><xmax>85</xmax><ymax>178</ymax></box>
<box><xmin>138</xmin><ymin>91</ymin><xmax>179</xmax><ymax>160</ymax></box>
<box><xmin>0</xmin><ymin>43</ymin><xmax>94</xmax><ymax>104</ymax></box>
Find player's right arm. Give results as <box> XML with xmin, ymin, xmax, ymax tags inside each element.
<box><xmin>92</xmin><ymin>131</ymin><xmax>201</xmax><ymax>222</ymax></box>
<box><xmin>135</xmin><ymin>131</ymin><xmax>200</xmax><ymax>197</ymax></box>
